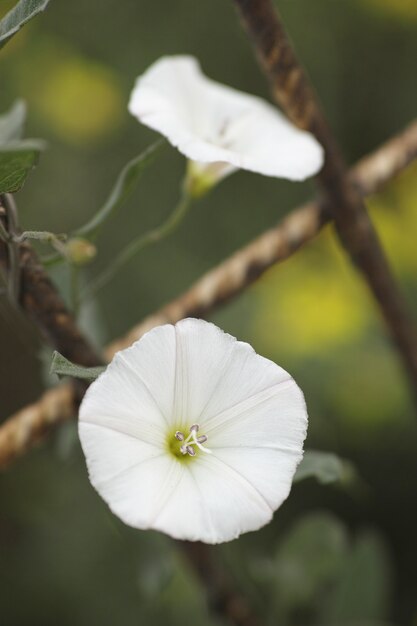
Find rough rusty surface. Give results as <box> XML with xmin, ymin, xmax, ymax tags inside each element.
<box><xmin>18</xmin><ymin>242</ymin><xmax>101</xmax><ymax>366</ymax></box>
<box><xmin>1</xmin><ymin>125</ymin><xmax>417</xmax><ymax>626</ymax></box>
<box><xmin>1</xmin><ymin>117</ymin><xmax>416</xmax><ymax>470</ymax></box>
<box><xmin>0</xmin><ymin>195</ymin><xmax>101</xmax><ymax>367</ymax></box>
<box><xmin>107</xmin><ymin>201</ymin><xmax>326</xmax><ymax>357</ymax></box>
<box><xmin>0</xmin><ymin>385</ymin><xmax>77</xmax><ymax>467</ymax></box>
<box><xmin>232</xmin><ymin>0</ymin><xmax>417</xmax><ymax>397</ymax></box>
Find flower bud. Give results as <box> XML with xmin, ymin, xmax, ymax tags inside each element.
<box><xmin>65</xmin><ymin>237</ymin><xmax>96</xmax><ymax>266</ymax></box>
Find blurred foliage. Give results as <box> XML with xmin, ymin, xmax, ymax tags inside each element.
<box><xmin>359</xmin><ymin>0</ymin><xmax>417</xmax><ymax>21</ymax></box>
<box><xmin>14</xmin><ymin>38</ymin><xmax>125</xmax><ymax>145</ymax></box>
<box><xmin>1</xmin><ymin>0</ymin><xmax>417</xmax><ymax>624</ymax></box>
<box><xmin>250</xmin><ymin>512</ymin><xmax>391</xmax><ymax>625</ymax></box>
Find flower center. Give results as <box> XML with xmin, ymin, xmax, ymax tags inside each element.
<box><xmin>173</xmin><ymin>424</ymin><xmax>211</xmax><ymax>458</ymax></box>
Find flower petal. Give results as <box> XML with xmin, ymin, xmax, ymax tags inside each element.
<box><xmin>80</xmin><ymin>421</ymin><xmax>186</xmax><ymax>529</ymax></box>
<box><xmin>79</xmin><ymin>351</ymin><xmax>169</xmax><ymax>446</ymax></box>
<box><xmin>171</xmin><ymin>318</ymin><xmax>293</xmax><ymax>429</ymax></box>
<box><xmin>79</xmin><ymin>318</ymin><xmax>308</xmax><ymax>543</ymax></box>
<box><xmin>129</xmin><ymin>55</ymin><xmax>324</xmax><ymax>182</ymax></box>
<box><xmin>115</xmin><ymin>323</ymin><xmax>177</xmax><ymax>425</ymax></box>
<box><xmin>142</xmin><ymin>455</ymin><xmax>272</xmax><ymax>544</ymax></box>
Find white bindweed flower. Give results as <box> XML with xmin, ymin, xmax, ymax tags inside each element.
<box><xmin>79</xmin><ymin>318</ymin><xmax>308</xmax><ymax>544</ymax></box>
<box><xmin>128</xmin><ymin>56</ymin><xmax>324</xmax><ymax>195</ymax></box>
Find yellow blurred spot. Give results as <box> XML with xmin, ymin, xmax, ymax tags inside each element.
<box><xmin>252</xmin><ymin>163</ymin><xmax>417</xmax><ymax>361</ymax></box>
<box><xmin>14</xmin><ymin>39</ymin><xmax>124</xmax><ymax>145</ymax></box>
<box><xmin>37</xmin><ymin>57</ymin><xmax>124</xmax><ymax>145</ymax></box>
<box><xmin>369</xmin><ymin>162</ymin><xmax>417</xmax><ymax>276</ymax></box>
<box><xmin>252</xmin><ymin>229</ymin><xmax>370</xmax><ymax>358</ymax></box>
<box><xmin>359</xmin><ymin>0</ymin><xmax>417</xmax><ymax>21</ymax></box>
<box><xmin>330</xmin><ymin>351</ymin><xmax>407</xmax><ymax>429</ymax></box>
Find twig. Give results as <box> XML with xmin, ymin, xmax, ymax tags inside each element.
<box><xmin>181</xmin><ymin>542</ymin><xmax>261</xmax><ymax>626</ymax></box>
<box><xmin>0</xmin><ymin>123</ymin><xmax>416</xmax><ymax>626</ymax></box>
<box><xmin>1</xmin><ymin>229</ymin><xmax>263</xmax><ymax>626</ymax></box>
<box><xmin>232</xmin><ymin>0</ymin><xmax>417</xmax><ymax>399</ymax></box>
<box><xmin>0</xmin><ymin>198</ymin><xmax>101</xmax><ymax>367</ymax></box>
<box><xmin>1</xmin><ymin>118</ymin><xmax>416</xmax><ymax>470</ymax></box>
<box><xmin>0</xmin><ymin>194</ymin><xmax>21</xmax><ymax>303</ymax></box>
<box><xmin>18</xmin><ymin>241</ymin><xmax>101</xmax><ymax>365</ymax></box>
<box><xmin>82</xmin><ymin>190</ymin><xmax>193</xmax><ymax>300</ymax></box>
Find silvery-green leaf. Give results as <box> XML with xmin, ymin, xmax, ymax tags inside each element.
<box><xmin>0</xmin><ymin>0</ymin><xmax>52</xmax><ymax>50</ymax></box>
<box><xmin>294</xmin><ymin>450</ymin><xmax>355</xmax><ymax>485</ymax></box>
<box><xmin>0</xmin><ymin>100</ymin><xmax>26</xmax><ymax>144</ymax></box>
<box><xmin>0</xmin><ymin>139</ymin><xmax>45</xmax><ymax>193</ymax></box>
<box><xmin>50</xmin><ymin>351</ymin><xmax>105</xmax><ymax>382</ymax></box>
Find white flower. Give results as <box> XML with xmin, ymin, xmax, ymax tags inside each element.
<box><xmin>128</xmin><ymin>55</ymin><xmax>324</xmax><ymax>193</ymax></box>
<box><xmin>79</xmin><ymin>318</ymin><xmax>308</xmax><ymax>544</ymax></box>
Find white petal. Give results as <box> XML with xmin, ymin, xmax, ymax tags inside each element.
<box><xmin>80</xmin><ymin>421</ymin><xmax>185</xmax><ymax>529</ymax></box>
<box><xmin>150</xmin><ymin>455</ymin><xmax>273</xmax><ymax>544</ymax></box>
<box><xmin>128</xmin><ymin>55</ymin><xmax>324</xmax><ymax>182</ymax></box>
<box><xmin>171</xmin><ymin>318</ymin><xmax>237</xmax><ymax>430</ymax></box>
<box><xmin>199</xmin><ymin>339</ymin><xmax>293</xmax><ymax>427</ymax></box>
<box><xmin>207</xmin><ymin>382</ymin><xmax>307</xmax><ymax>513</ymax></box>
<box><xmin>79</xmin><ymin>318</ymin><xmax>308</xmax><ymax>543</ymax></box>
<box><xmin>79</xmin><ymin>352</ymin><xmax>169</xmax><ymax>446</ymax></box>
<box><xmin>115</xmin><ymin>323</ymin><xmax>177</xmax><ymax>425</ymax></box>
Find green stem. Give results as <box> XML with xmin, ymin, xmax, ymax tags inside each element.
<box><xmin>70</xmin><ymin>264</ymin><xmax>80</xmax><ymax>317</ymax></box>
<box><xmin>81</xmin><ymin>192</ymin><xmax>193</xmax><ymax>301</ymax></box>
<box><xmin>14</xmin><ymin>230</ymin><xmax>67</xmax><ymax>245</ymax></box>
<box><xmin>75</xmin><ymin>139</ymin><xmax>165</xmax><ymax>241</ymax></box>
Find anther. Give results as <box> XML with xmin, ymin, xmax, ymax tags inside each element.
<box><xmin>190</xmin><ymin>424</ymin><xmax>199</xmax><ymax>433</ymax></box>
<box><xmin>197</xmin><ymin>435</ymin><xmax>207</xmax><ymax>444</ymax></box>
<box><xmin>186</xmin><ymin>445</ymin><xmax>196</xmax><ymax>456</ymax></box>
<box><xmin>175</xmin><ymin>431</ymin><xmax>185</xmax><ymax>441</ymax></box>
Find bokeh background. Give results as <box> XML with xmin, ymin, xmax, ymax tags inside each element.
<box><xmin>1</xmin><ymin>0</ymin><xmax>417</xmax><ymax>624</ymax></box>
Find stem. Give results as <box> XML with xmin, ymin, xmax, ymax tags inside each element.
<box><xmin>70</xmin><ymin>264</ymin><xmax>80</xmax><ymax>317</ymax></box>
<box><xmin>81</xmin><ymin>191</ymin><xmax>193</xmax><ymax>300</ymax></box>
<box><xmin>0</xmin><ymin>193</ymin><xmax>21</xmax><ymax>303</ymax></box>
<box><xmin>14</xmin><ymin>230</ymin><xmax>67</xmax><ymax>245</ymax></box>
<box><xmin>2</xmin><ymin>118</ymin><xmax>417</xmax><ymax>468</ymax></box>
<box><xmin>0</xmin><ymin>219</ymin><xmax>10</xmax><ymax>242</ymax></box>
<box><xmin>232</xmin><ymin>0</ymin><xmax>417</xmax><ymax>405</ymax></box>
<box><xmin>75</xmin><ymin>139</ymin><xmax>165</xmax><ymax>240</ymax></box>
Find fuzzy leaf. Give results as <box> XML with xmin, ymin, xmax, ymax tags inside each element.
<box><xmin>294</xmin><ymin>450</ymin><xmax>354</xmax><ymax>485</ymax></box>
<box><xmin>0</xmin><ymin>0</ymin><xmax>51</xmax><ymax>49</ymax></box>
<box><xmin>50</xmin><ymin>351</ymin><xmax>105</xmax><ymax>382</ymax></box>
<box><xmin>0</xmin><ymin>100</ymin><xmax>27</xmax><ymax>144</ymax></box>
<box><xmin>0</xmin><ymin>140</ymin><xmax>44</xmax><ymax>193</ymax></box>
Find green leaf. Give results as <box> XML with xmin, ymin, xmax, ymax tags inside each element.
<box><xmin>321</xmin><ymin>531</ymin><xmax>391</xmax><ymax>624</ymax></box>
<box><xmin>0</xmin><ymin>100</ymin><xmax>27</xmax><ymax>144</ymax></box>
<box><xmin>50</xmin><ymin>351</ymin><xmax>105</xmax><ymax>382</ymax></box>
<box><xmin>294</xmin><ymin>450</ymin><xmax>355</xmax><ymax>485</ymax></box>
<box><xmin>0</xmin><ymin>0</ymin><xmax>52</xmax><ymax>50</ymax></box>
<box><xmin>273</xmin><ymin>513</ymin><xmax>349</xmax><ymax>612</ymax></box>
<box><xmin>76</xmin><ymin>139</ymin><xmax>165</xmax><ymax>239</ymax></box>
<box><xmin>0</xmin><ymin>139</ymin><xmax>45</xmax><ymax>193</ymax></box>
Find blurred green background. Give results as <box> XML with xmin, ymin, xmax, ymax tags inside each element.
<box><xmin>1</xmin><ymin>0</ymin><xmax>417</xmax><ymax>624</ymax></box>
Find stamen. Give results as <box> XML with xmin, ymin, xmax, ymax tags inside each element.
<box><xmin>174</xmin><ymin>425</ymin><xmax>211</xmax><ymax>457</ymax></box>
<box><xmin>191</xmin><ymin>430</ymin><xmax>212</xmax><ymax>454</ymax></box>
